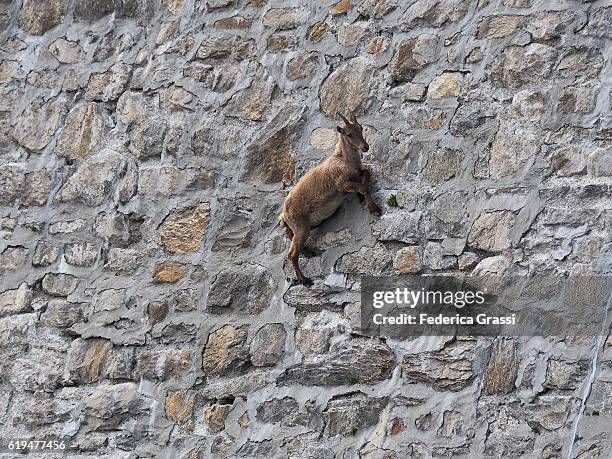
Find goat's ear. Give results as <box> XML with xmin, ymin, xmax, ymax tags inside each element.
<box><xmin>336</xmin><ymin>126</ymin><xmax>345</xmax><ymax>134</ymax></box>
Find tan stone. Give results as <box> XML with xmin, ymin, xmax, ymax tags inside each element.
<box><xmin>309</xmin><ymin>128</ymin><xmax>337</xmax><ymax>149</ymax></box>
<box><xmin>428</xmin><ymin>73</ymin><xmax>462</xmax><ymax>99</ymax></box>
<box><xmin>226</xmin><ymin>69</ymin><xmax>275</xmax><ymax>120</ymax></box>
<box><xmin>0</xmin><ymin>61</ymin><xmax>20</xmax><ymax>84</ymax></box>
<box><xmin>465</xmin><ymin>48</ymin><xmax>482</xmax><ymax>63</ymax></box>
<box><xmin>477</xmin><ymin>15</ymin><xmax>526</xmax><ymax>38</ymax></box>
<box><xmin>13</xmin><ymin>98</ymin><xmax>61</xmax><ymax>151</ymax></box>
<box><xmin>162</xmin><ymin>0</ymin><xmax>183</xmax><ymax>14</ymax></box>
<box><xmin>263</xmin><ymin>8</ymin><xmax>308</xmax><ymax>30</ymax></box>
<box><xmin>161</xmin><ymin>204</ymin><xmax>209</xmax><ymax>254</ymax></box>
<box><xmin>214</xmin><ymin>16</ymin><xmax>250</xmax><ymax>29</ymax></box>
<box><xmin>393</xmin><ymin>246</ymin><xmax>422</xmax><ymax>273</ymax></box>
<box><xmin>330</xmin><ymin>0</ymin><xmax>350</xmax><ymax>15</ymax></box>
<box><xmin>155</xmin><ymin>21</ymin><xmax>178</xmax><ymax>45</ymax></box>
<box><xmin>65</xmin><ymin>338</ymin><xmax>112</xmax><ymax>383</ymax></box>
<box><xmin>468</xmin><ymin>211</ymin><xmax>515</xmax><ymax>252</ymax></box>
<box><xmin>488</xmin><ymin>129</ymin><xmax>536</xmax><ymax>179</ymax></box>
<box><xmin>202</xmin><ymin>325</ymin><xmax>249</xmax><ymax>377</ymax></box>
<box><xmin>148</xmin><ymin>302</ymin><xmax>169</xmax><ymax>325</ymax></box>
<box><xmin>85</xmin><ymin>63</ymin><xmax>132</xmax><ymax>102</ymax></box>
<box><xmin>365</xmin><ymin>36</ymin><xmax>389</xmax><ymax>54</ymax></box>
<box><xmin>308</xmin><ymin>22</ymin><xmax>330</xmax><ymax>42</ymax></box>
<box><xmin>48</xmin><ymin>38</ymin><xmax>83</xmax><ymax>63</ymax></box>
<box><xmin>238</xmin><ymin>412</ymin><xmax>250</xmax><ymax>428</ymax></box>
<box><xmin>241</xmin><ymin>107</ymin><xmax>303</xmax><ymax>184</ymax></box>
<box><xmin>19</xmin><ymin>0</ymin><xmax>64</xmax><ymax>35</ymax></box>
<box><xmin>205</xmin><ymin>403</ymin><xmax>231</xmax><ymax>432</ymax></box>
<box><xmin>320</xmin><ymin>57</ymin><xmax>371</xmax><ymax>117</ymax></box>
<box><xmin>267</xmin><ymin>34</ymin><xmax>298</xmax><ymax>51</ymax></box>
<box><xmin>337</xmin><ymin>25</ymin><xmax>367</xmax><ymax>46</ymax></box>
<box><xmin>165</xmin><ymin>390</ymin><xmax>196</xmax><ymax>424</ymax></box>
<box><xmin>153</xmin><ymin>262</ymin><xmax>187</xmax><ymax>283</ymax></box>
<box><xmin>56</xmin><ymin>102</ymin><xmax>104</xmax><ymax>159</ymax></box>
<box><xmin>286</xmin><ymin>51</ymin><xmax>318</xmax><ymax>81</ymax></box>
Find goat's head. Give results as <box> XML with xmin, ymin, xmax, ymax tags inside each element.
<box><xmin>337</xmin><ymin>113</ymin><xmax>369</xmax><ymax>153</ymax></box>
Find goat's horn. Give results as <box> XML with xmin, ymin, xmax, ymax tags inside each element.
<box><xmin>350</xmin><ymin>112</ymin><xmax>357</xmax><ymax>123</ymax></box>
<box><xmin>339</xmin><ymin>113</ymin><xmax>350</xmax><ymax>125</ymax></box>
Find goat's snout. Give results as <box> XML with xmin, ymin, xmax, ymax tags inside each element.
<box><xmin>362</xmin><ymin>143</ymin><xmax>369</xmax><ymax>152</ymax></box>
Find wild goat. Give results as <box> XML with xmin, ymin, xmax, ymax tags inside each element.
<box><xmin>280</xmin><ymin>113</ymin><xmax>380</xmax><ymax>285</ymax></box>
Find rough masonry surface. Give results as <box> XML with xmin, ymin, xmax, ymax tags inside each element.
<box><xmin>0</xmin><ymin>0</ymin><xmax>611</xmax><ymax>458</ymax></box>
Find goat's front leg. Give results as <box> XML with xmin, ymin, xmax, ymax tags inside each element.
<box><xmin>341</xmin><ymin>180</ymin><xmax>381</xmax><ymax>215</ymax></box>
<box><xmin>360</xmin><ymin>168</ymin><xmax>381</xmax><ymax>214</ymax></box>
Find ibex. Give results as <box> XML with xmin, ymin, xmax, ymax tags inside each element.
<box><xmin>280</xmin><ymin>113</ymin><xmax>381</xmax><ymax>285</ymax></box>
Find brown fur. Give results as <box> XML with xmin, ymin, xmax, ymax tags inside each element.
<box><xmin>280</xmin><ymin>113</ymin><xmax>380</xmax><ymax>285</ymax></box>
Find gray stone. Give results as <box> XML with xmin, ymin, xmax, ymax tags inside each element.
<box><xmin>0</xmin><ymin>246</ymin><xmax>28</xmax><ymax>272</ymax></box>
<box><xmin>472</xmin><ymin>255</ymin><xmax>510</xmax><ymax>276</ymax></box>
<box><xmin>208</xmin><ymin>264</ymin><xmax>273</xmax><ymax>315</ymax></box>
<box><xmin>402</xmin><ymin>0</ymin><xmax>468</xmax><ymax>28</ymax></box>
<box><xmin>389</xmin><ymin>35</ymin><xmax>440</xmax><ymax>83</ymax></box>
<box><xmin>468</xmin><ymin>211</ymin><xmax>515</xmax><ymax>252</ymax></box>
<box><xmin>32</xmin><ymin>240</ymin><xmax>60</xmax><ymax>267</ymax></box>
<box><xmin>278</xmin><ymin>339</ymin><xmax>395</xmax><ymax>386</ymax></box>
<box><xmin>58</xmin><ymin>149</ymin><xmax>123</xmax><ymax>206</ymax></box>
<box><xmin>22</xmin><ymin>170</ymin><xmax>52</xmax><ymax>206</ymax></box>
<box><xmin>196</xmin><ymin>36</ymin><xmax>255</xmax><ymax>62</ymax></box>
<box><xmin>0</xmin><ymin>283</ymin><xmax>32</xmax><ymax>317</ymax></box>
<box><xmin>358</xmin><ymin>0</ymin><xmax>397</xmax><ymax>19</ymax></box>
<box><xmin>490</xmin><ymin>44</ymin><xmax>558</xmax><ymax>88</ymax></box>
<box><xmin>12</xmin><ymin>98</ymin><xmax>61</xmax><ymax>151</ymax></box>
<box><xmin>583</xmin><ymin>6</ymin><xmax>612</xmax><ymax>38</ymax></box>
<box><xmin>323</xmin><ymin>393</ymin><xmax>388</xmax><ymax>436</ymax></box>
<box><xmin>423</xmin><ymin>242</ymin><xmax>456</xmax><ymax>270</ymax></box>
<box><xmin>423</xmin><ymin>149</ymin><xmax>462</xmax><ymax>184</ymax></box>
<box><xmin>589</xmin><ymin>147</ymin><xmax>612</xmax><ymax>177</ymax></box>
<box><xmin>41</xmin><ymin>300</ymin><xmax>84</xmax><ymax>328</ymax></box>
<box><xmin>41</xmin><ymin>273</ymin><xmax>79</xmax><ymax>297</ymax></box>
<box><xmin>64</xmin><ymin>242</ymin><xmax>98</xmax><ymax>266</ymax></box>
<box><xmin>263</xmin><ymin>8</ymin><xmax>308</xmax><ymax>30</ymax></box>
<box><xmin>402</xmin><ymin>340</ymin><xmax>475</xmax><ymax>391</ymax></box>
<box><xmin>85</xmin><ymin>63</ymin><xmax>132</xmax><ymax>102</ymax></box>
<box><xmin>48</xmin><ymin>38</ymin><xmax>83</xmax><ymax>63</ymax></box>
<box><xmin>256</xmin><ymin>397</ymin><xmax>308</xmax><ymax>427</ymax></box>
<box><xmin>320</xmin><ymin>57</ymin><xmax>372</xmax><ymax>116</ymax></box>
<box><xmin>0</xmin><ymin>165</ymin><xmax>25</xmax><ymax>204</ymax></box>
<box><xmin>250</xmin><ymin>323</ymin><xmax>286</xmax><ymax>367</ymax></box>
<box><xmin>544</xmin><ymin>358</ymin><xmax>590</xmax><ymax>390</ymax></box>
<box><xmin>336</xmin><ymin>243</ymin><xmax>393</xmax><ymax>276</ymax></box>
<box><xmin>372</xmin><ymin>212</ymin><xmax>420</xmax><ymax>243</ymax></box>
<box><xmin>240</xmin><ymin>106</ymin><xmax>304</xmax><ymax>183</ymax></box>
<box><xmin>84</xmin><ymin>383</ymin><xmax>148</xmax><ymax>430</ymax></box>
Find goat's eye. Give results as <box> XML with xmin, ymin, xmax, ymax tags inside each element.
<box><xmin>346</xmin><ymin>133</ymin><xmax>352</xmax><ymax>138</ymax></box>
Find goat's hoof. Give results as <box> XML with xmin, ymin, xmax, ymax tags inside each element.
<box><xmin>302</xmin><ymin>247</ymin><xmax>320</xmax><ymax>258</ymax></box>
<box><xmin>369</xmin><ymin>205</ymin><xmax>382</xmax><ymax>216</ymax></box>
<box><xmin>299</xmin><ymin>277</ymin><xmax>313</xmax><ymax>286</ymax></box>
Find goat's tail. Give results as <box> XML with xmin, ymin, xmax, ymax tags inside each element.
<box><xmin>278</xmin><ymin>214</ymin><xmax>293</xmax><ymax>239</ymax></box>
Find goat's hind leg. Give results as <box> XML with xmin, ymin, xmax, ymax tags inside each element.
<box><xmin>288</xmin><ymin>226</ymin><xmax>312</xmax><ymax>286</ymax></box>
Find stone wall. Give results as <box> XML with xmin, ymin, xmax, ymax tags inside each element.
<box><xmin>1</xmin><ymin>0</ymin><xmax>611</xmax><ymax>457</ymax></box>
